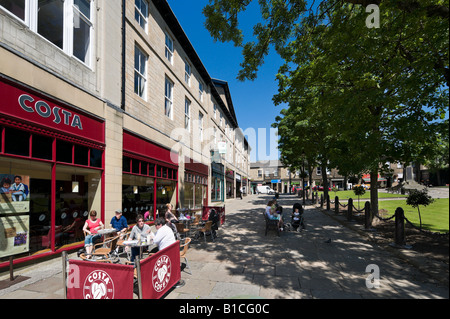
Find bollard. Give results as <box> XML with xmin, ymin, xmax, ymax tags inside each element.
<box><xmin>9</xmin><ymin>256</ymin><xmax>14</xmax><ymax>281</ymax></box>
<box><xmin>320</xmin><ymin>194</ymin><xmax>324</xmax><ymax>208</ymax></box>
<box><xmin>395</xmin><ymin>207</ymin><xmax>406</xmax><ymax>246</ymax></box>
<box><xmin>135</xmin><ymin>256</ymin><xmax>142</xmax><ymax>299</ymax></box>
<box><xmin>347</xmin><ymin>198</ymin><xmax>353</xmax><ymax>221</ymax></box>
<box><xmin>335</xmin><ymin>196</ymin><xmax>339</xmax><ymax>214</ymax></box>
<box><xmin>326</xmin><ymin>194</ymin><xmax>330</xmax><ymax>211</ymax></box>
<box><xmin>62</xmin><ymin>251</ymin><xmax>67</xmax><ymax>299</ymax></box>
<box><xmin>364</xmin><ymin>201</ymin><xmax>371</xmax><ymax>229</ymax></box>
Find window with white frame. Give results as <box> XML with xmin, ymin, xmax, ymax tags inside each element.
<box><xmin>134</xmin><ymin>45</ymin><xmax>147</xmax><ymax>99</ymax></box>
<box><xmin>0</xmin><ymin>0</ymin><xmax>94</xmax><ymax>66</ymax></box>
<box><xmin>258</xmin><ymin>169</ymin><xmax>263</xmax><ymax>177</ymax></box>
<box><xmin>198</xmin><ymin>81</ymin><xmax>204</xmax><ymax>102</ymax></box>
<box><xmin>316</xmin><ymin>167</ymin><xmax>322</xmax><ymax>175</ymax></box>
<box><xmin>198</xmin><ymin>112</ymin><xmax>204</xmax><ymax>141</ymax></box>
<box><xmin>165</xmin><ymin>31</ymin><xmax>174</xmax><ymax>64</ymax></box>
<box><xmin>213</xmin><ymin>103</ymin><xmax>217</xmax><ymax>119</ymax></box>
<box><xmin>184</xmin><ymin>98</ymin><xmax>191</xmax><ymax>131</ymax></box>
<box><xmin>219</xmin><ymin>112</ymin><xmax>223</xmax><ymax>126</ymax></box>
<box><xmin>134</xmin><ymin>0</ymin><xmax>148</xmax><ymax>31</ymax></box>
<box><xmin>165</xmin><ymin>77</ymin><xmax>173</xmax><ymax>119</ymax></box>
<box><xmin>184</xmin><ymin>61</ymin><xmax>191</xmax><ymax>86</ymax></box>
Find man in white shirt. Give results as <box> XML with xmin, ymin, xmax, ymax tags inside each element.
<box><xmin>150</xmin><ymin>217</ymin><xmax>176</xmax><ymax>251</ymax></box>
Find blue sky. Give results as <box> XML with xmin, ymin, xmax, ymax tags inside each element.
<box><xmin>166</xmin><ymin>0</ymin><xmax>284</xmax><ymax>162</ymax></box>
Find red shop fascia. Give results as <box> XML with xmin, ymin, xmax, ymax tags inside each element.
<box><xmin>0</xmin><ymin>77</ymin><xmax>105</xmax><ymax>268</ymax></box>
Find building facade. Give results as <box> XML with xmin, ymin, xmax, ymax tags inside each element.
<box><xmin>0</xmin><ymin>0</ymin><xmax>249</xmax><ymax>268</ymax></box>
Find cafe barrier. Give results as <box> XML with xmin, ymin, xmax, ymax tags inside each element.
<box><xmin>66</xmin><ymin>260</ymin><xmax>135</xmax><ymax>299</ymax></box>
<box><xmin>139</xmin><ymin>241</ymin><xmax>181</xmax><ymax>299</ymax></box>
<box><xmin>65</xmin><ymin>241</ymin><xmax>181</xmax><ymax>299</ymax></box>
<box><xmin>202</xmin><ymin>206</ymin><xmax>226</xmax><ymax>225</ymax></box>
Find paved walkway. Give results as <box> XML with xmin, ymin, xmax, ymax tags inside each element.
<box><xmin>0</xmin><ymin>194</ymin><xmax>448</xmax><ymax>299</ymax></box>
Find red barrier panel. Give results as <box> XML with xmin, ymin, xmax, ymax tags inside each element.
<box><xmin>139</xmin><ymin>241</ymin><xmax>181</xmax><ymax>299</ymax></box>
<box><xmin>67</xmin><ymin>260</ymin><xmax>134</xmax><ymax>299</ymax></box>
<box><xmin>202</xmin><ymin>206</ymin><xmax>225</xmax><ymax>225</ymax></box>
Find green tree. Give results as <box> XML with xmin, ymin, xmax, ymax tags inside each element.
<box><xmin>203</xmin><ymin>0</ymin><xmax>449</xmax><ymax>218</ymax></box>
<box><xmin>406</xmin><ymin>189</ymin><xmax>435</xmax><ymax>230</ymax></box>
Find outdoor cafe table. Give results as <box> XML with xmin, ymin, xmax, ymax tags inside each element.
<box><xmin>123</xmin><ymin>238</ymin><xmax>157</xmax><ymax>261</ymax></box>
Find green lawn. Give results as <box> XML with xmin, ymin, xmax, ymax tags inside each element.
<box><xmin>315</xmin><ymin>190</ymin><xmax>448</xmax><ymax>233</ymax></box>
<box><xmin>320</xmin><ymin>190</ymin><xmax>407</xmax><ymax>200</ymax></box>
<box><xmin>377</xmin><ymin>198</ymin><xmax>449</xmax><ymax>234</ymax></box>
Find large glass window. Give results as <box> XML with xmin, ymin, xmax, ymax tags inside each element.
<box><xmin>0</xmin><ymin>0</ymin><xmax>25</xmax><ymax>20</ymax></box>
<box><xmin>134</xmin><ymin>0</ymin><xmax>148</xmax><ymax>31</ymax></box>
<box><xmin>156</xmin><ymin>179</ymin><xmax>176</xmax><ymax>217</ymax></box>
<box><xmin>0</xmin><ymin>0</ymin><xmax>93</xmax><ymax>67</ymax></box>
<box><xmin>134</xmin><ymin>45</ymin><xmax>147</xmax><ymax>99</ymax></box>
<box><xmin>165</xmin><ymin>32</ymin><xmax>173</xmax><ymax>64</ymax></box>
<box><xmin>165</xmin><ymin>78</ymin><xmax>173</xmax><ymax>119</ymax></box>
<box><xmin>73</xmin><ymin>0</ymin><xmax>92</xmax><ymax>64</ymax></box>
<box><xmin>38</xmin><ymin>0</ymin><xmax>64</xmax><ymax>49</ymax></box>
<box><xmin>122</xmin><ymin>175</ymin><xmax>154</xmax><ymax>223</ymax></box>
<box><xmin>0</xmin><ymin>158</ymin><xmax>52</xmax><ymax>261</ymax></box>
<box><xmin>55</xmin><ymin>165</ymin><xmax>101</xmax><ymax>247</ymax></box>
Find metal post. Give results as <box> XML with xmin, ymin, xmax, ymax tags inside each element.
<box><xmin>347</xmin><ymin>198</ymin><xmax>353</xmax><ymax>221</ymax></box>
<box><xmin>9</xmin><ymin>256</ymin><xmax>14</xmax><ymax>281</ymax></box>
<box><xmin>135</xmin><ymin>256</ymin><xmax>142</xmax><ymax>299</ymax></box>
<box><xmin>364</xmin><ymin>201</ymin><xmax>372</xmax><ymax>229</ymax></box>
<box><xmin>395</xmin><ymin>207</ymin><xmax>406</xmax><ymax>246</ymax></box>
<box><xmin>62</xmin><ymin>251</ymin><xmax>67</xmax><ymax>299</ymax></box>
<box><xmin>335</xmin><ymin>196</ymin><xmax>339</xmax><ymax>214</ymax></box>
<box><xmin>326</xmin><ymin>194</ymin><xmax>330</xmax><ymax>211</ymax></box>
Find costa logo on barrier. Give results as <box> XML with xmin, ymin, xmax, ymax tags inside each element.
<box><xmin>83</xmin><ymin>270</ymin><xmax>115</xmax><ymax>299</ymax></box>
<box><xmin>152</xmin><ymin>255</ymin><xmax>172</xmax><ymax>293</ymax></box>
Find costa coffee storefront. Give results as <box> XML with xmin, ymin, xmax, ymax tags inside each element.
<box><xmin>0</xmin><ymin>78</ymin><xmax>105</xmax><ymax>267</ymax></box>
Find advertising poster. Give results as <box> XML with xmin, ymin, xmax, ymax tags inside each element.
<box><xmin>0</xmin><ymin>215</ymin><xmax>30</xmax><ymax>258</ymax></box>
<box><xmin>0</xmin><ymin>174</ymin><xmax>30</xmax><ymax>214</ymax></box>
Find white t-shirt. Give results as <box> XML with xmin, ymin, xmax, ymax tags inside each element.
<box><xmin>152</xmin><ymin>224</ymin><xmax>176</xmax><ymax>251</ymax></box>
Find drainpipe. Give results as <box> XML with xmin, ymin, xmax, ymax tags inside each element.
<box><xmin>121</xmin><ymin>0</ymin><xmax>126</xmax><ymax>110</ymax></box>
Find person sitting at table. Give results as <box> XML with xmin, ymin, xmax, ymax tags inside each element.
<box><xmin>110</xmin><ymin>209</ymin><xmax>128</xmax><ymax>238</ymax></box>
<box><xmin>150</xmin><ymin>217</ymin><xmax>176</xmax><ymax>252</ymax></box>
<box><xmin>82</xmin><ymin>210</ymin><xmax>104</xmax><ymax>258</ymax></box>
<box><xmin>164</xmin><ymin>203</ymin><xmax>178</xmax><ymax>234</ymax></box>
<box><xmin>129</xmin><ymin>214</ymin><xmax>151</xmax><ymax>263</ymax></box>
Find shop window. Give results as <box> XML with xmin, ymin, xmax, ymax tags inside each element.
<box><xmin>123</xmin><ymin>156</ymin><xmax>130</xmax><ymax>173</ymax></box>
<box><xmin>56</xmin><ymin>140</ymin><xmax>73</xmax><ymax>163</ymax></box>
<box><xmin>156</xmin><ymin>165</ymin><xmax>161</xmax><ymax>177</ymax></box>
<box><xmin>4</xmin><ymin>127</ymin><xmax>30</xmax><ymax>157</ymax></box>
<box><xmin>148</xmin><ymin>163</ymin><xmax>155</xmax><ymax>176</ymax></box>
<box><xmin>141</xmin><ymin>162</ymin><xmax>148</xmax><ymax>176</ymax></box>
<box><xmin>89</xmin><ymin>148</ymin><xmax>102</xmax><ymax>168</ymax></box>
<box><xmin>32</xmin><ymin>134</ymin><xmax>53</xmax><ymax>160</ymax></box>
<box><xmin>74</xmin><ymin>144</ymin><xmax>89</xmax><ymax>166</ymax></box>
<box><xmin>132</xmin><ymin>159</ymin><xmax>140</xmax><ymax>174</ymax></box>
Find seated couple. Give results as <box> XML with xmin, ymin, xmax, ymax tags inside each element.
<box><xmin>265</xmin><ymin>200</ymin><xmax>284</xmax><ymax>230</ymax></box>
